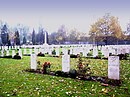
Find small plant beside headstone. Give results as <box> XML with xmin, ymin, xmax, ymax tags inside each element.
<box><xmin>42</xmin><ymin>62</ymin><xmax>51</xmax><ymax>74</ymax></box>
<box><xmin>13</xmin><ymin>53</ymin><xmax>21</xmax><ymax>59</ymax></box>
<box><xmin>37</xmin><ymin>52</ymin><xmax>45</xmax><ymax>57</ymax></box>
<box><xmin>77</xmin><ymin>54</ymin><xmax>91</xmax><ymax>78</ymax></box>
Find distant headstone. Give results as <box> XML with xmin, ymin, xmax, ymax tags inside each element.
<box><xmin>62</xmin><ymin>48</ymin><xmax>68</xmax><ymax>55</ymax></box>
<box><xmin>34</xmin><ymin>48</ymin><xmax>38</xmax><ymax>55</ymax></box>
<box><xmin>56</xmin><ymin>48</ymin><xmax>60</xmax><ymax>56</ymax></box>
<box><xmin>31</xmin><ymin>54</ymin><xmax>37</xmax><ymax>70</ymax></box>
<box><xmin>29</xmin><ymin>49</ymin><xmax>32</xmax><ymax>55</ymax></box>
<box><xmin>69</xmin><ymin>48</ymin><xmax>73</xmax><ymax>55</ymax></box>
<box><xmin>93</xmin><ymin>47</ymin><xmax>98</xmax><ymax>57</ymax></box>
<box><xmin>108</xmin><ymin>56</ymin><xmax>120</xmax><ymax>80</ymax></box>
<box><xmin>104</xmin><ymin>48</ymin><xmax>109</xmax><ymax>58</ymax></box>
<box><xmin>19</xmin><ymin>49</ymin><xmax>22</xmax><ymax>58</ymax></box>
<box><xmin>62</xmin><ymin>54</ymin><xmax>70</xmax><ymax>72</ymax></box>
<box><xmin>48</xmin><ymin>48</ymin><xmax>52</xmax><ymax>55</ymax></box>
<box><xmin>24</xmin><ymin>48</ymin><xmax>27</xmax><ymax>54</ymax></box>
<box><xmin>12</xmin><ymin>50</ymin><xmax>15</xmax><ymax>58</ymax></box>
<box><xmin>1</xmin><ymin>50</ymin><xmax>4</xmax><ymax>57</ymax></box>
<box><xmin>6</xmin><ymin>50</ymin><xmax>9</xmax><ymax>56</ymax></box>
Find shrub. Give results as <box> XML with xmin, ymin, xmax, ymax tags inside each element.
<box><xmin>13</xmin><ymin>53</ymin><xmax>21</xmax><ymax>59</ymax></box>
<box><xmin>37</xmin><ymin>52</ymin><xmax>45</xmax><ymax>57</ymax></box>
<box><xmin>70</xmin><ymin>54</ymin><xmax>78</xmax><ymax>58</ymax></box>
<box><xmin>42</xmin><ymin>62</ymin><xmax>51</xmax><ymax>74</ymax></box>
<box><xmin>52</xmin><ymin>50</ymin><xmax>56</xmax><ymax>55</ymax></box>
<box><xmin>69</xmin><ymin>69</ymin><xmax>77</xmax><ymax>78</ymax></box>
<box><xmin>118</xmin><ymin>53</ymin><xmax>129</xmax><ymax>60</ymax></box>
<box><xmin>77</xmin><ymin>55</ymin><xmax>91</xmax><ymax>77</ymax></box>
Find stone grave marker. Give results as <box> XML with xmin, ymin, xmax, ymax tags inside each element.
<box><xmin>62</xmin><ymin>54</ymin><xmax>70</xmax><ymax>72</ymax></box>
<box><xmin>12</xmin><ymin>50</ymin><xmax>15</xmax><ymax>58</ymax></box>
<box><xmin>34</xmin><ymin>48</ymin><xmax>38</xmax><ymax>55</ymax></box>
<box><xmin>24</xmin><ymin>48</ymin><xmax>27</xmax><ymax>55</ymax></box>
<box><xmin>56</xmin><ymin>48</ymin><xmax>60</xmax><ymax>56</ymax></box>
<box><xmin>108</xmin><ymin>56</ymin><xmax>120</xmax><ymax>80</ymax></box>
<box><xmin>1</xmin><ymin>50</ymin><xmax>4</xmax><ymax>57</ymax></box>
<box><xmin>29</xmin><ymin>49</ymin><xmax>32</xmax><ymax>55</ymax></box>
<box><xmin>31</xmin><ymin>54</ymin><xmax>37</xmax><ymax>70</ymax></box>
<box><xmin>104</xmin><ymin>47</ymin><xmax>109</xmax><ymax>58</ymax></box>
<box><xmin>6</xmin><ymin>50</ymin><xmax>9</xmax><ymax>56</ymax></box>
<box><xmin>62</xmin><ymin>48</ymin><xmax>68</xmax><ymax>55</ymax></box>
<box><xmin>93</xmin><ymin>47</ymin><xmax>98</xmax><ymax>57</ymax></box>
<box><xmin>19</xmin><ymin>49</ymin><xmax>22</xmax><ymax>58</ymax></box>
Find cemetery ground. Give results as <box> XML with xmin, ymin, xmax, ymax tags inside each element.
<box><xmin>0</xmin><ymin>56</ymin><xmax>130</xmax><ymax>97</ymax></box>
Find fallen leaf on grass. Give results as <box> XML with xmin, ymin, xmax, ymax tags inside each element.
<box><xmin>101</xmin><ymin>83</ymin><xmax>109</xmax><ymax>87</ymax></box>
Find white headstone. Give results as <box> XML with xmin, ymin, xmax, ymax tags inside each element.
<box><xmin>31</xmin><ymin>54</ymin><xmax>37</xmax><ymax>70</ymax></box>
<box><xmin>93</xmin><ymin>47</ymin><xmax>98</xmax><ymax>57</ymax></box>
<box><xmin>1</xmin><ymin>50</ymin><xmax>4</xmax><ymax>57</ymax></box>
<box><xmin>108</xmin><ymin>56</ymin><xmax>120</xmax><ymax>80</ymax></box>
<box><xmin>34</xmin><ymin>48</ymin><xmax>38</xmax><ymax>55</ymax></box>
<box><xmin>104</xmin><ymin>48</ymin><xmax>109</xmax><ymax>58</ymax></box>
<box><xmin>48</xmin><ymin>48</ymin><xmax>52</xmax><ymax>55</ymax></box>
<box><xmin>29</xmin><ymin>49</ymin><xmax>32</xmax><ymax>55</ymax></box>
<box><xmin>69</xmin><ymin>48</ymin><xmax>73</xmax><ymax>55</ymax></box>
<box><xmin>19</xmin><ymin>49</ymin><xmax>22</xmax><ymax>58</ymax></box>
<box><xmin>62</xmin><ymin>55</ymin><xmax>70</xmax><ymax>72</ymax></box>
<box><xmin>12</xmin><ymin>50</ymin><xmax>15</xmax><ymax>58</ymax></box>
<box><xmin>83</xmin><ymin>48</ymin><xmax>88</xmax><ymax>57</ymax></box>
<box><xmin>24</xmin><ymin>48</ymin><xmax>27</xmax><ymax>55</ymax></box>
<box><xmin>62</xmin><ymin>48</ymin><xmax>68</xmax><ymax>55</ymax></box>
<box><xmin>6</xmin><ymin>50</ymin><xmax>9</xmax><ymax>56</ymax></box>
<box><xmin>56</xmin><ymin>48</ymin><xmax>60</xmax><ymax>56</ymax></box>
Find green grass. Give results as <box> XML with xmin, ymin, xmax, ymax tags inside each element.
<box><xmin>0</xmin><ymin>56</ymin><xmax>130</xmax><ymax>97</ymax></box>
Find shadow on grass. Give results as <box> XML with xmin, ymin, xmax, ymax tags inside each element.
<box><xmin>25</xmin><ymin>69</ymin><xmax>122</xmax><ymax>86</ymax></box>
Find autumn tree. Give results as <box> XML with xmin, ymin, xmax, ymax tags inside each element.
<box><xmin>89</xmin><ymin>13</ymin><xmax>123</xmax><ymax>45</ymax></box>
<box><xmin>55</xmin><ymin>25</ymin><xmax>67</xmax><ymax>44</ymax></box>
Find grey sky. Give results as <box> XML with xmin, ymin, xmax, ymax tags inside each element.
<box><xmin>0</xmin><ymin>0</ymin><xmax>130</xmax><ymax>34</ymax></box>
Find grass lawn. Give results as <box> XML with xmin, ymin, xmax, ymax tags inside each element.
<box><xmin>0</xmin><ymin>56</ymin><xmax>130</xmax><ymax>97</ymax></box>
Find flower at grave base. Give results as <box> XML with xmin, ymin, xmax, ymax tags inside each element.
<box><xmin>42</xmin><ymin>61</ymin><xmax>51</xmax><ymax>74</ymax></box>
<box><xmin>47</xmin><ymin>62</ymin><xmax>50</xmax><ymax>65</ymax></box>
<box><xmin>78</xmin><ymin>64</ymin><xmax>83</xmax><ymax>69</ymax></box>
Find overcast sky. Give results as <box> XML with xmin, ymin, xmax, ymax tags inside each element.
<box><xmin>0</xmin><ymin>0</ymin><xmax>130</xmax><ymax>34</ymax></box>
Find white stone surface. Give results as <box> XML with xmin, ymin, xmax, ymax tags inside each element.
<box><xmin>108</xmin><ymin>56</ymin><xmax>120</xmax><ymax>80</ymax></box>
<box><xmin>6</xmin><ymin>50</ymin><xmax>9</xmax><ymax>56</ymax></box>
<box><xmin>29</xmin><ymin>49</ymin><xmax>32</xmax><ymax>55</ymax></box>
<box><xmin>93</xmin><ymin>47</ymin><xmax>98</xmax><ymax>57</ymax></box>
<box><xmin>62</xmin><ymin>55</ymin><xmax>70</xmax><ymax>72</ymax></box>
<box><xmin>1</xmin><ymin>50</ymin><xmax>4</xmax><ymax>57</ymax></box>
<box><xmin>24</xmin><ymin>48</ymin><xmax>27</xmax><ymax>54</ymax></box>
<box><xmin>62</xmin><ymin>48</ymin><xmax>68</xmax><ymax>55</ymax></box>
<box><xmin>56</xmin><ymin>48</ymin><xmax>60</xmax><ymax>56</ymax></box>
<box><xmin>19</xmin><ymin>49</ymin><xmax>22</xmax><ymax>58</ymax></box>
<box><xmin>31</xmin><ymin>54</ymin><xmax>37</xmax><ymax>70</ymax></box>
<box><xmin>12</xmin><ymin>50</ymin><xmax>15</xmax><ymax>58</ymax></box>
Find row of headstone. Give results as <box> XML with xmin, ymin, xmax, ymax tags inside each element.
<box><xmin>0</xmin><ymin>49</ymin><xmax>23</xmax><ymax>58</ymax></box>
<box><xmin>30</xmin><ymin>48</ymin><xmax>71</xmax><ymax>72</ymax></box>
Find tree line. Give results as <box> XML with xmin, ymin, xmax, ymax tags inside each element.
<box><xmin>0</xmin><ymin>14</ymin><xmax>130</xmax><ymax>46</ymax></box>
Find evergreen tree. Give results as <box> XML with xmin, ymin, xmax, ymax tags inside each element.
<box><xmin>14</xmin><ymin>30</ymin><xmax>20</xmax><ymax>45</ymax></box>
<box><xmin>39</xmin><ymin>29</ymin><xmax>44</xmax><ymax>44</ymax></box>
<box><xmin>1</xmin><ymin>24</ymin><xmax>8</xmax><ymax>45</ymax></box>
<box><xmin>23</xmin><ymin>36</ymin><xmax>26</xmax><ymax>44</ymax></box>
<box><xmin>32</xmin><ymin>29</ymin><xmax>36</xmax><ymax>45</ymax></box>
<box><xmin>7</xmin><ymin>33</ymin><xmax>11</xmax><ymax>46</ymax></box>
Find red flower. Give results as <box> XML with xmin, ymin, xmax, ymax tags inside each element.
<box><xmin>47</xmin><ymin>62</ymin><xmax>50</xmax><ymax>65</ymax></box>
